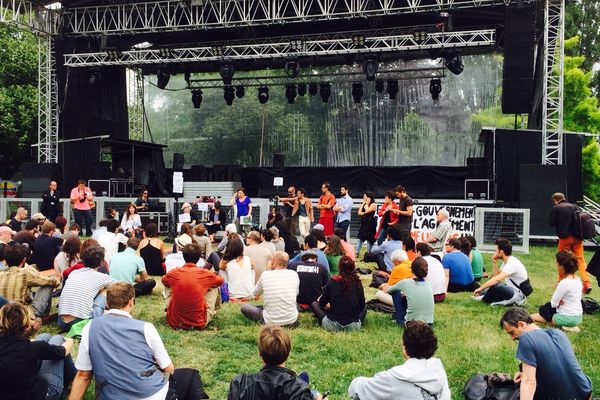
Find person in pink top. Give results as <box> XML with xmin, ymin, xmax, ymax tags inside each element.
<box><xmin>70</xmin><ymin>179</ymin><xmax>94</xmax><ymax>237</ymax></box>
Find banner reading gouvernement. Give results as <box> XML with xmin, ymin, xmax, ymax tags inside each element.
<box><xmin>410</xmin><ymin>205</ymin><xmax>475</xmax><ymax>243</ymax></box>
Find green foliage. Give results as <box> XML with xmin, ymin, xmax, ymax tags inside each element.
<box><xmin>582</xmin><ymin>141</ymin><xmax>600</xmax><ymax>201</ymax></box>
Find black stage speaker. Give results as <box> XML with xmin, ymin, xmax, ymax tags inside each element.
<box><xmin>88</xmin><ymin>180</ymin><xmax>111</xmax><ymax>197</ymax></box>
<box><xmin>465</xmin><ymin>179</ymin><xmax>491</xmax><ymax>200</ymax></box>
<box><xmin>502</xmin><ymin>5</ymin><xmax>536</xmax><ymax>114</ymax></box>
<box><xmin>173</xmin><ymin>153</ymin><xmax>185</xmax><ymax>170</ymax></box>
<box><xmin>467</xmin><ymin>157</ymin><xmax>491</xmax><ymax>179</ymax></box>
<box><xmin>20</xmin><ymin>163</ymin><xmax>60</xmax><ymax>198</ymax></box>
<box><xmin>520</xmin><ymin>164</ymin><xmax>567</xmax><ymax>236</ymax></box>
<box><xmin>273</xmin><ymin>153</ymin><xmax>285</xmax><ymax>172</ymax></box>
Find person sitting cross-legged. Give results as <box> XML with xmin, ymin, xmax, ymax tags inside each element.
<box><xmin>109</xmin><ymin>237</ymin><xmax>156</xmax><ymax>297</ymax></box>
<box><xmin>442</xmin><ymin>238</ymin><xmax>479</xmax><ymax>293</ymax></box>
<box><xmin>288</xmin><ymin>251</ymin><xmax>330</xmax><ymax>311</ymax></box>
<box><xmin>531</xmin><ymin>251</ymin><xmax>583</xmax><ymax>332</ymax></box>
<box><xmin>364</xmin><ymin>225</ymin><xmax>404</xmax><ymax>273</ymax></box>
<box><xmin>380</xmin><ymin>257</ymin><xmax>434</xmax><ymax>327</ymax></box>
<box><xmin>416</xmin><ymin>243</ymin><xmax>447</xmax><ymax>303</ymax></box>
<box><xmin>348</xmin><ymin>320</ymin><xmax>450</xmax><ymax>400</ymax></box>
<box><xmin>311</xmin><ymin>256</ymin><xmax>366</xmax><ymax>332</ymax></box>
<box><xmin>289</xmin><ymin>234</ymin><xmax>329</xmax><ymax>274</ymax></box>
<box><xmin>68</xmin><ymin>282</ymin><xmax>209</xmax><ymax>400</ymax></box>
<box><xmin>162</xmin><ymin>243</ymin><xmax>224</xmax><ymax>330</ymax></box>
<box><xmin>500</xmin><ymin>307</ymin><xmax>592</xmax><ymax>400</ymax></box>
<box><xmin>375</xmin><ymin>249</ymin><xmax>412</xmax><ymax>306</ymax></box>
<box><xmin>227</xmin><ymin>325</ymin><xmax>324</xmax><ymax>400</ymax></box>
<box><xmin>240</xmin><ymin>251</ymin><xmax>300</xmax><ymax>326</ymax></box>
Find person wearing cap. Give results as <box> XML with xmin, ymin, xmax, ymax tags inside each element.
<box><xmin>41</xmin><ymin>180</ymin><xmax>61</xmax><ymax>222</ymax></box>
<box><xmin>180</xmin><ymin>202</ymin><xmax>199</xmax><ymax>227</ymax></box>
<box><xmin>31</xmin><ymin>213</ymin><xmax>47</xmax><ymax>225</ymax></box>
<box><xmin>427</xmin><ymin>208</ymin><xmax>452</xmax><ymax>253</ymax></box>
<box><xmin>165</xmin><ymin>233</ymin><xmax>205</xmax><ymax>273</ymax></box>
<box><xmin>8</xmin><ymin>207</ymin><xmax>28</xmax><ymax>233</ymax></box>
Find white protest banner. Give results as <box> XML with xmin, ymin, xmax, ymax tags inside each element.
<box><xmin>411</xmin><ymin>205</ymin><xmax>475</xmax><ymax>243</ymax></box>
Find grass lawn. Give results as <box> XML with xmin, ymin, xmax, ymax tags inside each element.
<box><xmin>44</xmin><ymin>245</ymin><xmax>599</xmax><ymax>399</ymax></box>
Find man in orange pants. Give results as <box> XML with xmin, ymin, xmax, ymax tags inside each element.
<box><xmin>549</xmin><ymin>192</ymin><xmax>591</xmax><ymax>294</ymax></box>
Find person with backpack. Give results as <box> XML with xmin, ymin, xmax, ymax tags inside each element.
<box><xmin>549</xmin><ymin>192</ymin><xmax>591</xmax><ymax>294</ymax></box>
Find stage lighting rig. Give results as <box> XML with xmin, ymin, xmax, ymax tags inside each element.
<box><xmin>156</xmin><ymin>67</ymin><xmax>170</xmax><ymax>89</ymax></box>
<box><xmin>412</xmin><ymin>31</ymin><xmax>428</xmax><ymax>43</ymax></box>
<box><xmin>191</xmin><ymin>89</ymin><xmax>203</xmax><ymax>108</ymax></box>
<box><xmin>429</xmin><ymin>78</ymin><xmax>442</xmax><ymax>101</ymax></box>
<box><xmin>236</xmin><ymin>85</ymin><xmax>245</xmax><ymax>98</ymax></box>
<box><xmin>104</xmin><ymin>47</ymin><xmax>122</xmax><ymax>61</ymax></box>
<box><xmin>444</xmin><ymin>54</ymin><xmax>464</xmax><ymax>75</ymax></box>
<box><xmin>298</xmin><ymin>83</ymin><xmax>307</xmax><ymax>96</ymax></box>
<box><xmin>289</xmin><ymin>39</ymin><xmax>304</xmax><ymax>52</ymax></box>
<box><xmin>258</xmin><ymin>86</ymin><xmax>269</xmax><ymax>104</ymax></box>
<box><xmin>319</xmin><ymin>83</ymin><xmax>332</xmax><ymax>103</ymax></box>
<box><xmin>363</xmin><ymin>58</ymin><xmax>378</xmax><ymax>81</ymax></box>
<box><xmin>158</xmin><ymin>46</ymin><xmax>171</xmax><ymax>58</ymax></box>
<box><xmin>284</xmin><ymin>59</ymin><xmax>301</xmax><ymax>78</ymax></box>
<box><xmin>285</xmin><ymin>84</ymin><xmax>297</xmax><ymax>104</ymax></box>
<box><xmin>224</xmin><ymin>85</ymin><xmax>235</xmax><ymax>106</ymax></box>
<box><xmin>351</xmin><ymin>83</ymin><xmax>364</xmax><ymax>104</ymax></box>
<box><xmin>387</xmin><ymin>79</ymin><xmax>399</xmax><ymax>100</ymax></box>
<box><xmin>308</xmin><ymin>83</ymin><xmax>318</xmax><ymax>96</ymax></box>
<box><xmin>375</xmin><ymin>80</ymin><xmax>384</xmax><ymax>93</ymax></box>
<box><xmin>219</xmin><ymin>63</ymin><xmax>235</xmax><ymax>85</ymax></box>
<box><xmin>352</xmin><ymin>34</ymin><xmax>366</xmax><ymax>47</ymax></box>
<box><xmin>212</xmin><ymin>45</ymin><xmax>226</xmax><ymax>57</ymax></box>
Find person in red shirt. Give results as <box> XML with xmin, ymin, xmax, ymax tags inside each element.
<box><xmin>375</xmin><ymin>191</ymin><xmax>399</xmax><ymax>245</ymax></box>
<box><xmin>316</xmin><ymin>182</ymin><xmax>336</xmax><ymax>236</ymax></box>
<box><xmin>161</xmin><ymin>243</ymin><xmax>224</xmax><ymax>330</ymax></box>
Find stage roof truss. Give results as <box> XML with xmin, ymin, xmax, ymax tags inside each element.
<box><xmin>0</xmin><ymin>0</ymin><xmax>58</xmax><ymax>35</ymax></box>
<box><xmin>60</xmin><ymin>0</ymin><xmax>515</xmax><ymax>36</ymax></box>
<box><xmin>64</xmin><ymin>28</ymin><xmax>496</xmax><ymax>67</ymax></box>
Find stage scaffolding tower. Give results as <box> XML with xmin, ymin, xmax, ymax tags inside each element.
<box><xmin>37</xmin><ymin>35</ymin><xmax>59</xmax><ymax>163</ymax></box>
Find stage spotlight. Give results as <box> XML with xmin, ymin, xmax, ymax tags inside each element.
<box><xmin>363</xmin><ymin>58</ymin><xmax>378</xmax><ymax>81</ymax></box>
<box><xmin>156</xmin><ymin>68</ymin><xmax>170</xmax><ymax>89</ymax></box>
<box><xmin>105</xmin><ymin>47</ymin><xmax>122</xmax><ymax>61</ymax></box>
<box><xmin>289</xmin><ymin>39</ymin><xmax>304</xmax><ymax>52</ymax></box>
<box><xmin>319</xmin><ymin>83</ymin><xmax>331</xmax><ymax>103</ymax></box>
<box><xmin>236</xmin><ymin>85</ymin><xmax>245</xmax><ymax>98</ymax></box>
<box><xmin>191</xmin><ymin>89</ymin><xmax>203</xmax><ymax>109</ymax></box>
<box><xmin>158</xmin><ymin>46</ymin><xmax>171</xmax><ymax>58</ymax></box>
<box><xmin>297</xmin><ymin>83</ymin><xmax>307</xmax><ymax>96</ymax></box>
<box><xmin>308</xmin><ymin>82</ymin><xmax>318</xmax><ymax>96</ymax></box>
<box><xmin>387</xmin><ymin>79</ymin><xmax>399</xmax><ymax>100</ymax></box>
<box><xmin>219</xmin><ymin>63</ymin><xmax>235</xmax><ymax>85</ymax></box>
<box><xmin>223</xmin><ymin>85</ymin><xmax>235</xmax><ymax>106</ymax></box>
<box><xmin>352</xmin><ymin>34</ymin><xmax>366</xmax><ymax>46</ymax></box>
<box><xmin>429</xmin><ymin>78</ymin><xmax>442</xmax><ymax>101</ymax></box>
<box><xmin>285</xmin><ymin>84</ymin><xmax>297</xmax><ymax>104</ymax></box>
<box><xmin>212</xmin><ymin>45</ymin><xmax>226</xmax><ymax>57</ymax></box>
<box><xmin>284</xmin><ymin>59</ymin><xmax>301</xmax><ymax>78</ymax></box>
<box><xmin>89</xmin><ymin>69</ymin><xmax>102</xmax><ymax>86</ymax></box>
<box><xmin>445</xmin><ymin>54</ymin><xmax>464</xmax><ymax>75</ymax></box>
<box><xmin>351</xmin><ymin>83</ymin><xmax>364</xmax><ymax>104</ymax></box>
<box><xmin>375</xmin><ymin>79</ymin><xmax>384</xmax><ymax>93</ymax></box>
<box><xmin>412</xmin><ymin>31</ymin><xmax>428</xmax><ymax>43</ymax></box>
<box><xmin>258</xmin><ymin>86</ymin><xmax>269</xmax><ymax>104</ymax></box>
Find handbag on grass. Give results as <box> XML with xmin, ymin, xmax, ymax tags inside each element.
<box><xmin>464</xmin><ymin>373</ymin><xmax>519</xmax><ymax>400</ymax></box>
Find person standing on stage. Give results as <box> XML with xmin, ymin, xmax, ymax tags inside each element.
<box><xmin>69</xmin><ymin>179</ymin><xmax>94</xmax><ymax>237</ymax></box>
<box><xmin>355</xmin><ymin>191</ymin><xmax>377</xmax><ymax>255</ymax></box>
<box><xmin>317</xmin><ymin>182</ymin><xmax>336</xmax><ymax>236</ymax></box>
<box><xmin>293</xmin><ymin>188</ymin><xmax>313</xmax><ymax>238</ymax></box>
<box><xmin>392</xmin><ymin>185</ymin><xmax>414</xmax><ymax>242</ymax></box>
<box><xmin>41</xmin><ymin>181</ymin><xmax>61</xmax><ymax>222</ymax></box>
<box><xmin>277</xmin><ymin>186</ymin><xmax>298</xmax><ymax>236</ymax></box>
<box><xmin>230</xmin><ymin>188</ymin><xmax>253</xmax><ymax>235</ymax></box>
<box><xmin>134</xmin><ymin>189</ymin><xmax>150</xmax><ymax>211</ymax></box>
<box><xmin>334</xmin><ymin>184</ymin><xmax>353</xmax><ymax>241</ymax></box>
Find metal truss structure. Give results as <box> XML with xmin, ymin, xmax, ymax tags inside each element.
<box><xmin>61</xmin><ymin>0</ymin><xmax>514</xmax><ymax>36</ymax></box>
<box><xmin>128</xmin><ymin>69</ymin><xmax>145</xmax><ymax>141</ymax></box>
<box><xmin>0</xmin><ymin>0</ymin><xmax>56</xmax><ymax>34</ymax></box>
<box><xmin>187</xmin><ymin>67</ymin><xmax>446</xmax><ymax>89</ymax></box>
<box><xmin>37</xmin><ymin>35</ymin><xmax>59</xmax><ymax>164</ymax></box>
<box><xmin>64</xmin><ymin>29</ymin><xmax>496</xmax><ymax>68</ymax></box>
<box><xmin>542</xmin><ymin>0</ymin><xmax>565</xmax><ymax>165</ymax></box>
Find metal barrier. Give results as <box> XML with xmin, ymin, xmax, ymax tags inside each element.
<box><xmin>474</xmin><ymin>207</ymin><xmax>530</xmax><ymax>253</ymax></box>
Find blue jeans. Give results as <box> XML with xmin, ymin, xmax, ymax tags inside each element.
<box><xmin>58</xmin><ymin>293</ymin><xmax>106</xmax><ymax>332</ymax></box>
<box><xmin>391</xmin><ymin>291</ymin><xmax>408</xmax><ymax>325</ymax></box>
<box><xmin>322</xmin><ymin>316</ymin><xmax>362</xmax><ymax>332</ymax></box>
<box><xmin>336</xmin><ymin>219</ymin><xmax>350</xmax><ymax>241</ymax></box>
<box><xmin>376</xmin><ymin>228</ymin><xmax>388</xmax><ymax>245</ymax></box>
<box><xmin>35</xmin><ymin>333</ymin><xmax>76</xmax><ymax>400</ymax></box>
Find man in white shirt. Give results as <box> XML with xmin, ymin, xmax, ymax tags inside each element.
<box><xmin>240</xmin><ymin>251</ymin><xmax>300</xmax><ymax>326</ymax></box>
<box><xmin>243</xmin><ymin>231</ymin><xmax>272</xmax><ymax>282</ymax></box>
<box><xmin>69</xmin><ymin>282</ymin><xmax>207</xmax><ymax>400</ymax></box>
<box><xmin>259</xmin><ymin>228</ymin><xmax>277</xmax><ymax>255</ymax></box>
<box><xmin>473</xmin><ymin>238</ymin><xmax>529</xmax><ymax>306</ymax></box>
<box><xmin>164</xmin><ymin>234</ymin><xmax>205</xmax><ymax>273</ymax></box>
<box><xmin>416</xmin><ymin>242</ymin><xmax>447</xmax><ymax>302</ymax></box>
<box><xmin>97</xmin><ymin>219</ymin><xmax>127</xmax><ymax>263</ymax></box>
<box><xmin>427</xmin><ymin>209</ymin><xmax>452</xmax><ymax>252</ymax></box>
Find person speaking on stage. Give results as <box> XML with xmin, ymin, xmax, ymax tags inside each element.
<box><xmin>230</xmin><ymin>188</ymin><xmax>252</xmax><ymax>235</ymax></box>
<box><xmin>41</xmin><ymin>180</ymin><xmax>61</xmax><ymax>222</ymax></box>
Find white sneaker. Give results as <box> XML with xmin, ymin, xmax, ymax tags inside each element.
<box><xmin>471</xmin><ymin>295</ymin><xmax>484</xmax><ymax>302</ymax></box>
<box><xmin>562</xmin><ymin>326</ymin><xmax>581</xmax><ymax>333</ymax></box>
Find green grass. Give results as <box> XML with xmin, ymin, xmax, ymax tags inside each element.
<box><xmin>44</xmin><ymin>245</ymin><xmax>600</xmax><ymax>399</ymax></box>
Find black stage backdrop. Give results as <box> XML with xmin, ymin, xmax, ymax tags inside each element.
<box><xmin>241</xmin><ymin>166</ymin><xmax>469</xmax><ymax>199</ymax></box>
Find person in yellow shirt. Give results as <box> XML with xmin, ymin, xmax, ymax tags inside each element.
<box><xmin>375</xmin><ymin>250</ymin><xmax>412</xmax><ymax>305</ymax></box>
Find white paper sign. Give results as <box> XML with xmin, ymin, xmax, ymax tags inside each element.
<box><xmin>410</xmin><ymin>205</ymin><xmax>475</xmax><ymax>243</ymax></box>
<box><xmin>198</xmin><ymin>203</ymin><xmax>209</xmax><ymax>212</ymax></box>
<box><xmin>273</xmin><ymin>177</ymin><xmax>284</xmax><ymax>187</ymax></box>
<box><xmin>178</xmin><ymin>213</ymin><xmax>191</xmax><ymax>223</ymax></box>
<box><xmin>173</xmin><ymin>171</ymin><xmax>184</xmax><ymax>194</ymax></box>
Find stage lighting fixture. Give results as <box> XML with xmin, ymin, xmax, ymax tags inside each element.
<box><xmin>319</xmin><ymin>83</ymin><xmax>332</xmax><ymax>103</ymax></box>
<box><xmin>158</xmin><ymin>46</ymin><xmax>171</xmax><ymax>58</ymax></box>
<box><xmin>444</xmin><ymin>54</ymin><xmax>464</xmax><ymax>75</ymax></box>
<box><xmin>219</xmin><ymin>63</ymin><xmax>235</xmax><ymax>85</ymax></box>
<box><xmin>212</xmin><ymin>45</ymin><xmax>226</xmax><ymax>57</ymax></box>
<box><xmin>297</xmin><ymin>83</ymin><xmax>307</xmax><ymax>96</ymax></box>
<box><xmin>223</xmin><ymin>86</ymin><xmax>235</xmax><ymax>106</ymax></box>
<box><xmin>285</xmin><ymin>84</ymin><xmax>297</xmax><ymax>104</ymax></box>
<box><xmin>429</xmin><ymin>78</ymin><xmax>442</xmax><ymax>101</ymax></box>
<box><xmin>412</xmin><ymin>31</ymin><xmax>428</xmax><ymax>43</ymax></box>
<box><xmin>351</xmin><ymin>83</ymin><xmax>364</xmax><ymax>104</ymax></box>
<box><xmin>284</xmin><ymin>59</ymin><xmax>301</xmax><ymax>78</ymax></box>
<box><xmin>352</xmin><ymin>34</ymin><xmax>366</xmax><ymax>46</ymax></box>
<box><xmin>191</xmin><ymin>89</ymin><xmax>203</xmax><ymax>109</ymax></box>
<box><xmin>387</xmin><ymin>79</ymin><xmax>399</xmax><ymax>100</ymax></box>
<box><xmin>308</xmin><ymin>83</ymin><xmax>318</xmax><ymax>96</ymax></box>
<box><xmin>89</xmin><ymin>69</ymin><xmax>102</xmax><ymax>86</ymax></box>
<box><xmin>156</xmin><ymin>68</ymin><xmax>170</xmax><ymax>89</ymax></box>
<box><xmin>105</xmin><ymin>47</ymin><xmax>122</xmax><ymax>61</ymax></box>
<box><xmin>258</xmin><ymin>86</ymin><xmax>269</xmax><ymax>104</ymax></box>
<box><xmin>363</xmin><ymin>58</ymin><xmax>378</xmax><ymax>81</ymax></box>
<box><xmin>236</xmin><ymin>85</ymin><xmax>245</xmax><ymax>98</ymax></box>
<box><xmin>289</xmin><ymin>39</ymin><xmax>304</xmax><ymax>52</ymax></box>
<box><xmin>375</xmin><ymin>80</ymin><xmax>384</xmax><ymax>93</ymax></box>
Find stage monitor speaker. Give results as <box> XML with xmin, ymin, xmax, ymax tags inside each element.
<box><xmin>501</xmin><ymin>5</ymin><xmax>536</xmax><ymax>114</ymax></box>
<box><xmin>173</xmin><ymin>153</ymin><xmax>185</xmax><ymax>170</ymax></box>
<box><xmin>520</xmin><ymin>164</ymin><xmax>567</xmax><ymax>236</ymax></box>
<box><xmin>88</xmin><ymin>179</ymin><xmax>111</xmax><ymax>197</ymax></box>
<box><xmin>467</xmin><ymin>157</ymin><xmax>491</xmax><ymax>179</ymax></box>
<box><xmin>273</xmin><ymin>153</ymin><xmax>285</xmax><ymax>171</ymax></box>
<box><xmin>465</xmin><ymin>179</ymin><xmax>491</xmax><ymax>200</ymax></box>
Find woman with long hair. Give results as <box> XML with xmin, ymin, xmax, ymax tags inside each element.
<box><xmin>219</xmin><ymin>239</ymin><xmax>255</xmax><ymax>300</ymax></box>
<box><xmin>275</xmin><ymin>221</ymin><xmax>300</xmax><ymax>257</ymax></box>
<box><xmin>311</xmin><ymin>256</ymin><xmax>366</xmax><ymax>332</ymax></box>
<box><xmin>355</xmin><ymin>191</ymin><xmax>377</xmax><ymax>255</ymax></box>
<box><xmin>54</xmin><ymin>236</ymin><xmax>82</xmax><ymax>277</ymax></box>
<box><xmin>0</xmin><ymin>302</ymin><xmax>75</xmax><ymax>400</ymax></box>
<box><xmin>139</xmin><ymin>223</ymin><xmax>165</xmax><ymax>276</ymax></box>
<box><xmin>120</xmin><ymin>203</ymin><xmax>142</xmax><ymax>237</ymax></box>
<box><xmin>324</xmin><ymin>235</ymin><xmax>345</xmax><ymax>275</ymax></box>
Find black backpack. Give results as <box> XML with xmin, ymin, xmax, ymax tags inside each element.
<box><xmin>582</xmin><ymin>297</ymin><xmax>600</xmax><ymax>314</ymax></box>
<box><xmin>573</xmin><ymin>208</ymin><xmax>598</xmax><ymax>240</ymax></box>
<box><xmin>464</xmin><ymin>373</ymin><xmax>519</xmax><ymax>400</ymax></box>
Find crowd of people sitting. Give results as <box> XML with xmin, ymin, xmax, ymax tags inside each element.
<box><xmin>0</xmin><ymin>181</ymin><xmax>594</xmax><ymax>400</ymax></box>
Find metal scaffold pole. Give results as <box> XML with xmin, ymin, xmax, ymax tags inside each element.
<box><xmin>37</xmin><ymin>35</ymin><xmax>59</xmax><ymax>164</ymax></box>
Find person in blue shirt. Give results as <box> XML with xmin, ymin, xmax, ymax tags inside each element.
<box><xmin>109</xmin><ymin>237</ymin><xmax>156</xmax><ymax>297</ymax></box>
<box><xmin>500</xmin><ymin>307</ymin><xmax>592</xmax><ymax>400</ymax></box>
<box><xmin>442</xmin><ymin>238</ymin><xmax>479</xmax><ymax>292</ymax></box>
<box><xmin>364</xmin><ymin>225</ymin><xmax>403</xmax><ymax>272</ymax></box>
<box><xmin>333</xmin><ymin>184</ymin><xmax>353</xmax><ymax>241</ymax></box>
<box><xmin>289</xmin><ymin>234</ymin><xmax>330</xmax><ymax>274</ymax></box>
<box><xmin>230</xmin><ymin>188</ymin><xmax>252</xmax><ymax>235</ymax></box>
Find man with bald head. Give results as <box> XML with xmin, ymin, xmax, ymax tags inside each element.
<box><xmin>243</xmin><ymin>230</ymin><xmax>272</xmax><ymax>282</ymax></box>
<box><xmin>240</xmin><ymin>251</ymin><xmax>300</xmax><ymax>326</ymax></box>
<box><xmin>9</xmin><ymin>207</ymin><xmax>28</xmax><ymax>233</ymax></box>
